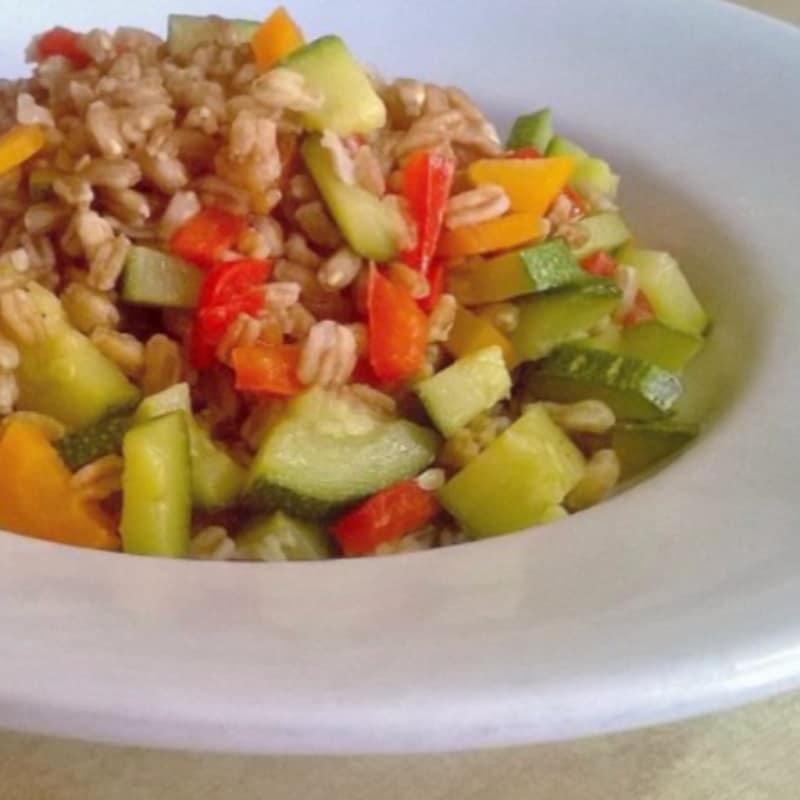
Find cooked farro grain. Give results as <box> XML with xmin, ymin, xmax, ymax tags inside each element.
<box><xmin>190</xmin><ymin>526</ymin><xmax>237</xmax><ymax>560</ymax></box>
<box><xmin>53</xmin><ymin>175</ymin><xmax>94</xmax><ymax>207</ymax></box>
<box><xmin>388</xmin><ymin>262</ymin><xmax>429</xmax><ymax>299</ymax></box>
<box><xmin>345</xmin><ymin>322</ymin><xmax>368</xmax><ymax>357</ymax></box>
<box><xmin>352</xmin><ymin>145</ymin><xmax>386</xmax><ymax>196</ymax></box>
<box><xmin>253</xmin><ymin>216</ymin><xmax>286</xmax><ymax>255</ymax></box>
<box><xmin>23</xmin><ymin>202</ymin><xmax>69</xmax><ymax>235</ymax></box>
<box><xmin>555</xmin><ymin>219</ymin><xmax>589</xmax><ymax>250</ymax></box>
<box><xmin>415</xmin><ymin>468</ymin><xmax>446</xmax><ymax>492</ymax></box>
<box><xmin>16</xmin><ymin>93</ymin><xmax>54</xmax><ymax>128</ymax></box>
<box><xmin>0</xmin><ymin>287</ymin><xmax>49</xmax><ymax>346</ymax></box>
<box><xmin>394</xmin><ymin>109</ymin><xmax>465</xmax><ymax>160</ymax></box>
<box><xmin>262</xmin><ymin>281</ymin><xmax>302</xmax><ymax>309</ymax></box>
<box><xmin>288</xmin><ymin>173</ymin><xmax>319</xmax><ymax>203</ymax></box>
<box><xmin>141</xmin><ymin>333</ymin><xmax>182</xmax><ymax>396</ymax></box>
<box><xmin>320</xmin><ymin>129</ymin><xmax>356</xmax><ymax>185</ymax></box>
<box><xmin>81</xmin><ymin>158</ymin><xmax>142</xmax><ymax>190</ymax></box>
<box><xmin>297</xmin><ymin>320</ymin><xmax>357</xmax><ymax>388</ymax></box>
<box><xmin>427</xmin><ymin>293</ymin><xmax>457</xmax><ymax>343</ymax></box>
<box><xmin>318</xmin><ymin>247</ymin><xmax>363</xmax><ymax>291</ymax></box>
<box><xmin>392</xmin><ymin>78</ymin><xmax>427</xmax><ymax>120</ymax></box>
<box><xmin>216</xmin><ymin>313</ymin><xmax>264</xmax><ymax>365</ymax></box>
<box><xmin>250</xmin><ymin>67</ymin><xmax>323</xmax><ymax>113</ymax></box>
<box><xmin>70</xmin><ymin>454</ymin><xmax>124</xmax><ymax>500</ymax></box>
<box><xmin>565</xmin><ymin>449</ymin><xmax>621</xmax><ymax>512</ymax></box>
<box><xmin>99</xmin><ymin>187</ymin><xmax>151</xmax><ymax>225</ymax></box>
<box><xmin>85</xmin><ymin>100</ymin><xmax>126</xmax><ymax>158</ymax></box>
<box><xmin>543</xmin><ymin>400</ymin><xmax>616</xmax><ymax>435</ymax></box>
<box><xmin>138</xmin><ymin>150</ymin><xmax>189</xmax><ymax>194</ymax></box>
<box><xmin>283</xmin><ymin>233</ymin><xmax>322</xmax><ymax>268</ymax></box>
<box><xmin>86</xmin><ymin>233</ymin><xmax>130</xmax><ymax>292</ymax></box>
<box><xmin>547</xmin><ymin>193</ymin><xmax>576</xmax><ymax>227</ymax></box>
<box><xmin>294</xmin><ymin>201</ymin><xmax>342</xmax><ymax>249</ymax></box>
<box><xmin>90</xmin><ymin>327</ymin><xmax>145</xmax><ymax>377</ymax></box>
<box><xmin>61</xmin><ymin>281</ymin><xmax>120</xmax><ymax>333</ymax></box>
<box><xmin>445</xmin><ymin>184</ymin><xmax>510</xmax><ymax>230</ymax></box>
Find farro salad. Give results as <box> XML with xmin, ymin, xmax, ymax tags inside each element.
<box><xmin>0</xmin><ymin>8</ymin><xmax>709</xmax><ymax>560</ymax></box>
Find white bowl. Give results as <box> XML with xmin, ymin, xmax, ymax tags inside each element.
<box><xmin>0</xmin><ymin>0</ymin><xmax>798</xmax><ymax>754</ymax></box>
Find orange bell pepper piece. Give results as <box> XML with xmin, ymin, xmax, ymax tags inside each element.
<box><xmin>251</xmin><ymin>6</ymin><xmax>305</xmax><ymax>71</ymax></box>
<box><xmin>445</xmin><ymin>304</ymin><xmax>518</xmax><ymax>368</ymax></box>
<box><xmin>467</xmin><ymin>157</ymin><xmax>576</xmax><ymax>216</ymax></box>
<box><xmin>0</xmin><ymin>125</ymin><xmax>46</xmax><ymax>177</ymax></box>
<box><xmin>438</xmin><ymin>212</ymin><xmax>546</xmax><ymax>259</ymax></box>
<box><xmin>0</xmin><ymin>421</ymin><xmax>119</xmax><ymax>550</ymax></box>
<box><xmin>232</xmin><ymin>343</ymin><xmax>304</xmax><ymax>396</ymax></box>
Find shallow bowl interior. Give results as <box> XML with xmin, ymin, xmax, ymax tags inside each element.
<box><xmin>0</xmin><ymin>0</ymin><xmax>798</xmax><ymax>754</ymax></box>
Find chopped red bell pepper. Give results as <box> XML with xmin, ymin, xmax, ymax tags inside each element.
<box><xmin>508</xmin><ymin>146</ymin><xmax>543</xmax><ymax>159</ymax></box>
<box><xmin>367</xmin><ymin>265</ymin><xmax>429</xmax><ymax>383</ymax></box>
<box><xmin>37</xmin><ymin>27</ymin><xmax>91</xmax><ymax>68</ymax></box>
<box><xmin>333</xmin><ymin>479</ymin><xmax>440</xmax><ymax>556</ymax></box>
<box><xmin>622</xmin><ymin>292</ymin><xmax>655</xmax><ymax>327</ymax></box>
<box><xmin>580</xmin><ymin>250</ymin><xmax>618</xmax><ymax>277</ymax></box>
<box><xmin>190</xmin><ymin>259</ymin><xmax>272</xmax><ymax>368</ymax></box>
<box><xmin>401</xmin><ymin>150</ymin><xmax>455</xmax><ymax>280</ymax></box>
<box><xmin>231</xmin><ymin>343</ymin><xmax>303</xmax><ymax>396</ymax></box>
<box><xmin>170</xmin><ymin>208</ymin><xmax>248</xmax><ymax>269</ymax></box>
<box><xmin>198</xmin><ymin>258</ymin><xmax>271</xmax><ymax>309</ymax></box>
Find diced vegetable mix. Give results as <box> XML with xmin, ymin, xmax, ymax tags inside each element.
<box><xmin>0</xmin><ymin>7</ymin><xmax>710</xmax><ymax>559</ymax></box>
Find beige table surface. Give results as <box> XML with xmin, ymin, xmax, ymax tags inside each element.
<box><xmin>2</xmin><ymin>1</ymin><xmax>798</xmax><ymax>798</ymax></box>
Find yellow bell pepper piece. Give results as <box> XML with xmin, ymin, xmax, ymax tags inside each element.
<box><xmin>468</xmin><ymin>157</ymin><xmax>576</xmax><ymax>216</ymax></box>
<box><xmin>0</xmin><ymin>125</ymin><xmax>46</xmax><ymax>177</ymax></box>
<box><xmin>251</xmin><ymin>6</ymin><xmax>305</xmax><ymax>71</ymax></box>
<box><xmin>0</xmin><ymin>420</ymin><xmax>119</xmax><ymax>550</ymax></box>
<box><xmin>445</xmin><ymin>304</ymin><xmax>518</xmax><ymax>368</ymax></box>
<box><xmin>438</xmin><ymin>212</ymin><xmax>545</xmax><ymax>259</ymax></box>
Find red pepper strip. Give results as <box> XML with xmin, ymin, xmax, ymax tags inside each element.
<box><xmin>507</xmin><ymin>146</ymin><xmax>543</xmax><ymax>159</ymax></box>
<box><xmin>190</xmin><ymin>259</ymin><xmax>272</xmax><ymax>368</ymax></box>
<box><xmin>580</xmin><ymin>250</ymin><xmax>617</xmax><ymax>277</ymax></box>
<box><xmin>401</xmin><ymin>150</ymin><xmax>455</xmax><ymax>279</ymax></box>
<box><xmin>37</xmin><ymin>27</ymin><xmax>91</xmax><ymax>68</ymax></box>
<box><xmin>367</xmin><ymin>265</ymin><xmax>429</xmax><ymax>383</ymax></box>
<box><xmin>418</xmin><ymin>259</ymin><xmax>445</xmax><ymax>314</ymax></box>
<box><xmin>198</xmin><ymin>258</ymin><xmax>271</xmax><ymax>307</ymax></box>
<box><xmin>622</xmin><ymin>292</ymin><xmax>655</xmax><ymax>327</ymax></box>
<box><xmin>170</xmin><ymin>208</ymin><xmax>248</xmax><ymax>269</ymax></box>
<box><xmin>333</xmin><ymin>479</ymin><xmax>440</xmax><ymax>556</ymax></box>
<box><xmin>231</xmin><ymin>343</ymin><xmax>303</xmax><ymax>396</ymax></box>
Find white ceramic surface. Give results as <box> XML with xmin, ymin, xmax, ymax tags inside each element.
<box><xmin>0</xmin><ymin>0</ymin><xmax>798</xmax><ymax>754</ymax></box>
